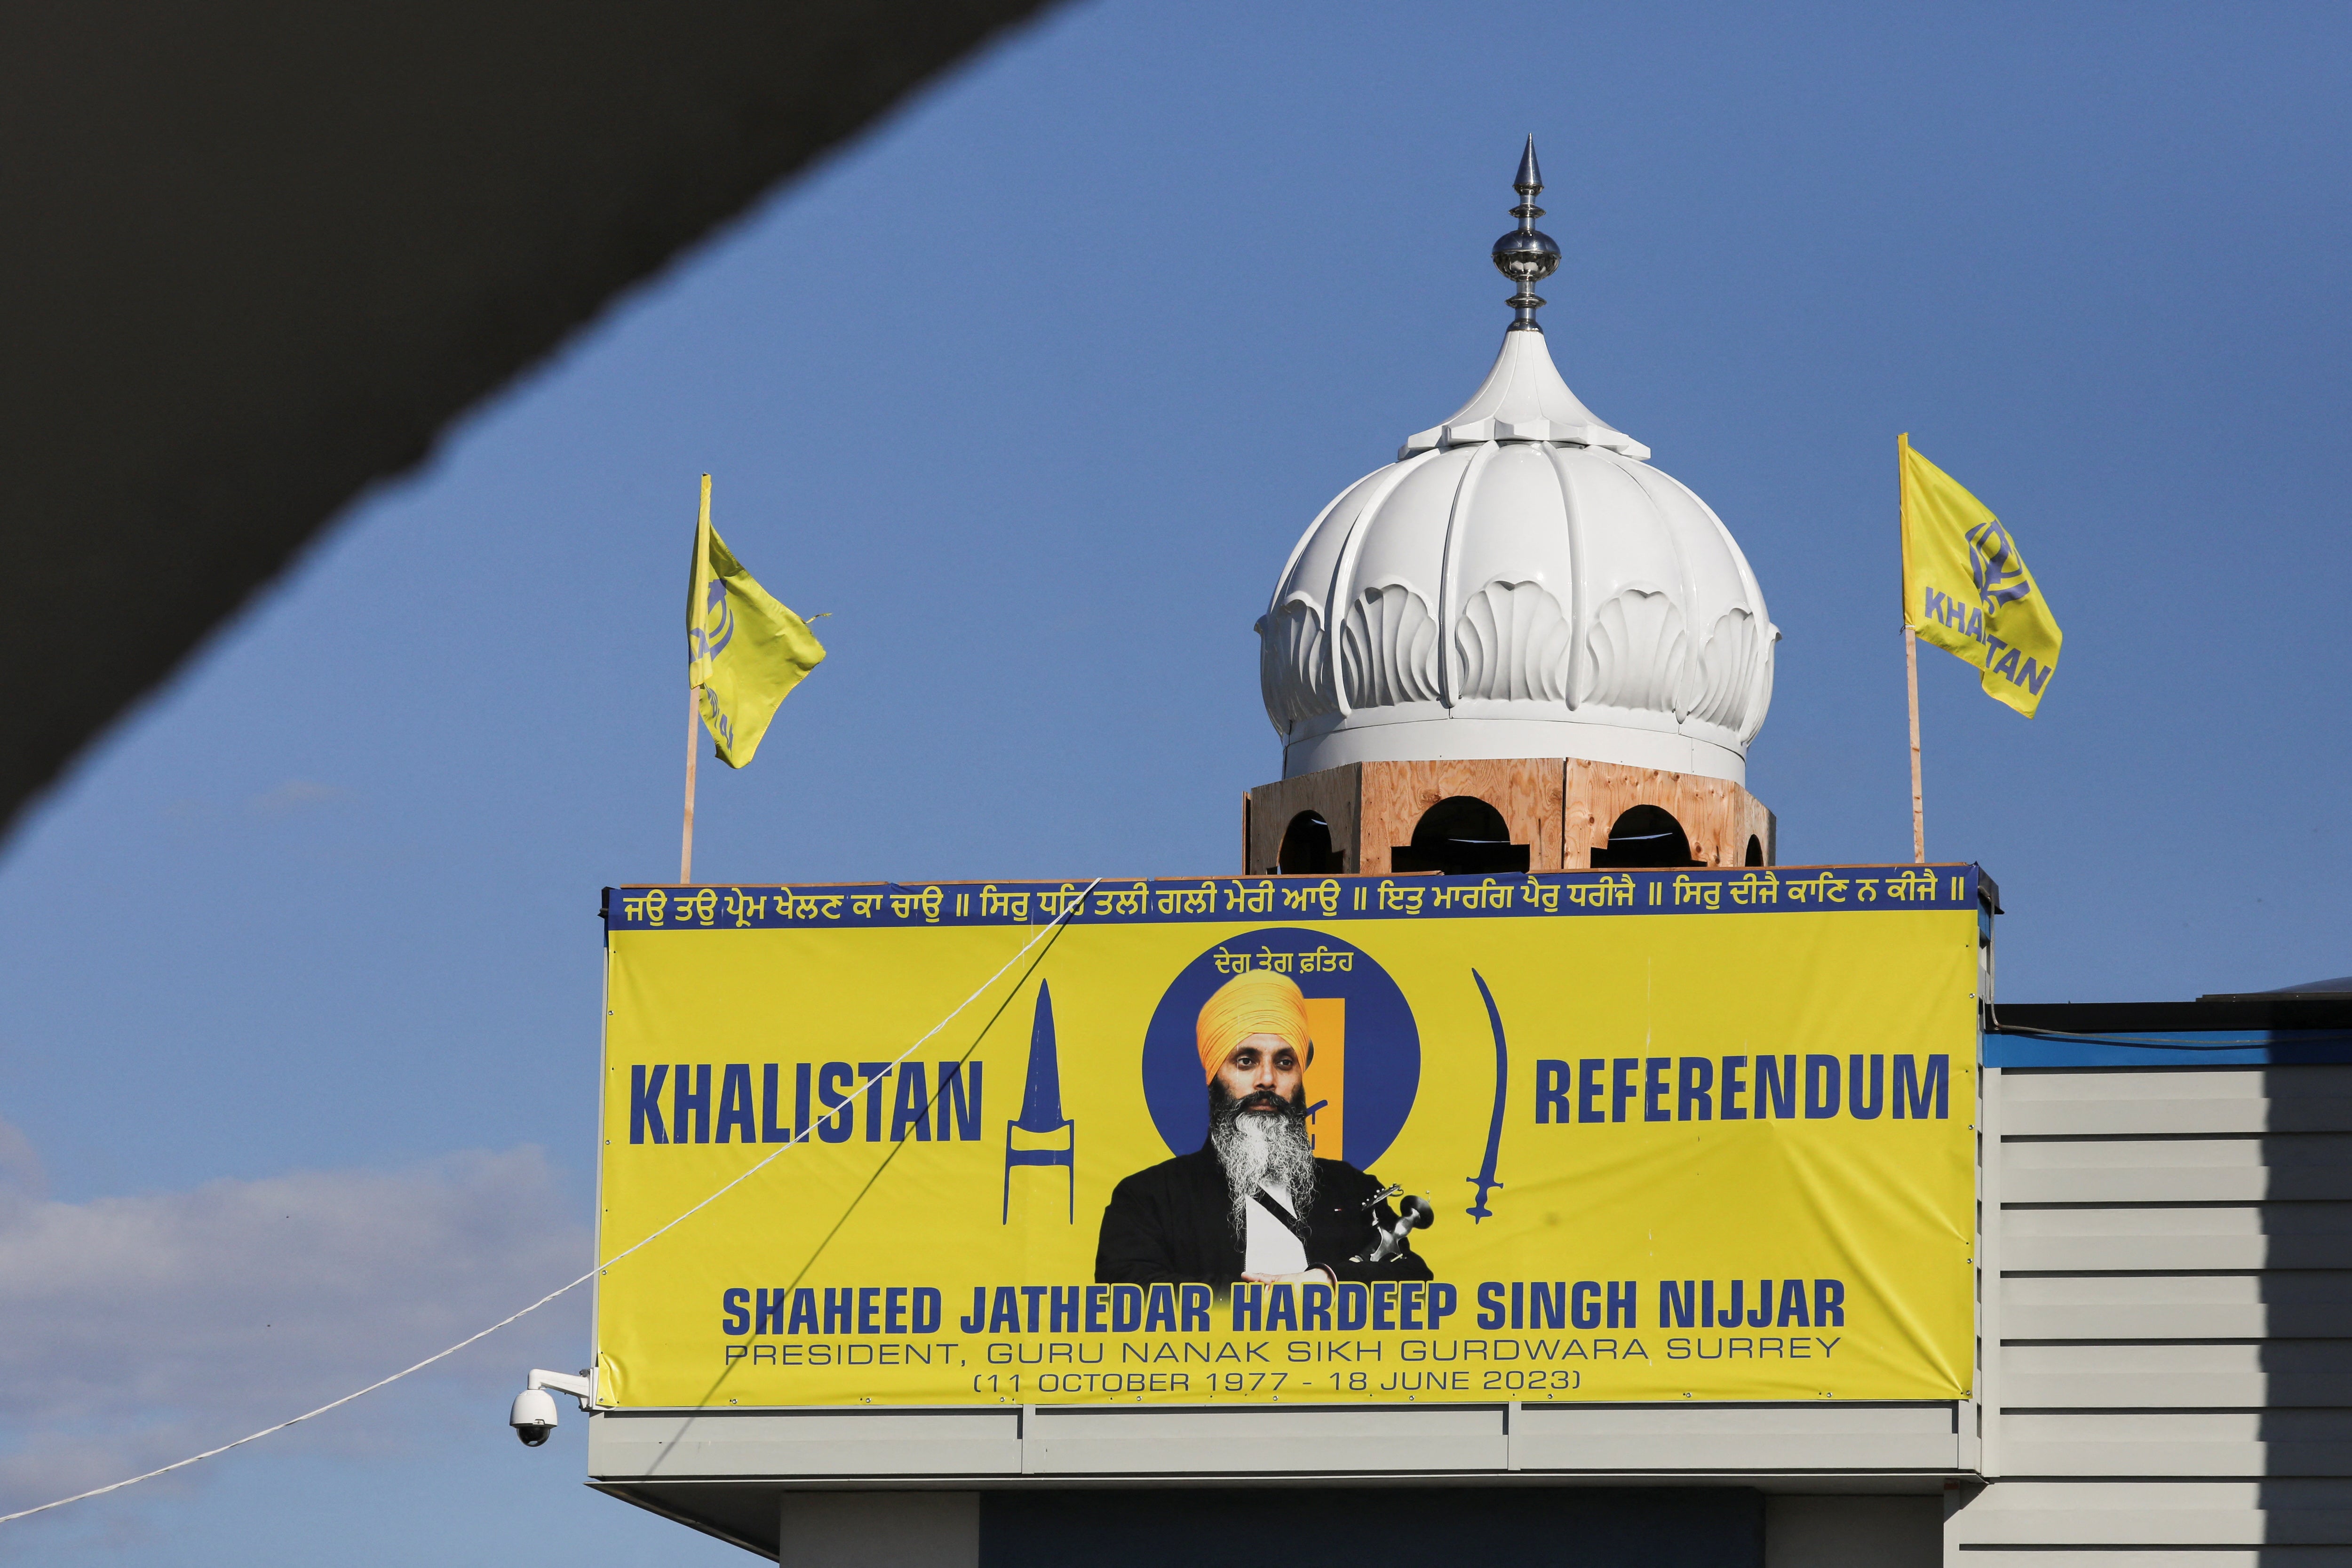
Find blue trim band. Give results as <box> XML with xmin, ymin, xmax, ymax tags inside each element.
<box><xmin>1984</xmin><ymin>1028</ymin><xmax>2352</xmax><ymax>1068</ymax></box>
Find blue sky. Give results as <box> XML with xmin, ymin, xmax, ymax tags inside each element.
<box><xmin>3</xmin><ymin>1</ymin><xmax>2347</xmax><ymax>1560</ymax></box>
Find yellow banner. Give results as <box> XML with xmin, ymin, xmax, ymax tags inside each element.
<box><xmin>595</xmin><ymin>873</ymin><xmax>1978</xmax><ymax>1409</ymax></box>
<box><xmin>1899</xmin><ymin>434</ymin><xmax>2062</xmax><ymax>716</ymax></box>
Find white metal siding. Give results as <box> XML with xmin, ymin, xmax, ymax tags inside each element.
<box><xmin>588</xmin><ymin>1398</ymin><xmax>1968</xmax><ymax>1482</ymax></box>
<box><xmin>1953</xmin><ymin>1065</ymin><xmax>2352</xmax><ymax>1562</ymax></box>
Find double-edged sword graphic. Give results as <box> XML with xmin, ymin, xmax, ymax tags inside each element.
<box><xmin>1465</xmin><ymin>968</ymin><xmax>1507</xmax><ymax>1222</ymax></box>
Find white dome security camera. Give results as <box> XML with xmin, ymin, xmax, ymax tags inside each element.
<box><xmin>509</xmin><ymin>1369</ymin><xmax>596</xmax><ymax>1448</ymax></box>
<box><xmin>509</xmin><ymin>1386</ymin><xmax>560</xmax><ymax>1447</ymax></box>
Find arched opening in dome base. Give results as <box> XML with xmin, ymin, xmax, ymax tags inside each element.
<box><xmin>1391</xmin><ymin>796</ymin><xmax>1531</xmax><ymax>876</ymax></box>
<box><xmin>1589</xmin><ymin>804</ymin><xmax>1700</xmax><ymax>869</ymax></box>
<box><xmin>1278</xmin><ymin>811</ymin><xmax>1344</xmax><ymax>875</ymax></box>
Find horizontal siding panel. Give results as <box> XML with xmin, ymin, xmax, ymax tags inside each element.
<box><xmin>1954</xmin><ymin>1479</ymin><xmax>2352</xmax><ymax>1545</ymax></box>
<box><xmin>588</xmin><ymin>1410</ymin><xmax>1021</xmax><ymax>1479</ymax></box>
<box><xmin>2002</xmin><ymin>1205</ymin><xmax>2352</xmax><ymax>1271</ymax></box>
<box><xmin>1515</xmin><ymin>1404</ymin><xmax>1955</xmax><ymax>1437</ymax></box>
<box><xmin>2002</xmin><ymin>1072</ymin><xmax>2272</xmax><ymax>1103</ymax></box>
<box><xmin>1515</xmin><ymin>1401</ymin><xmax>1955</xmax><ymax>1472</ymax></box>
<box><xmin>2003</xmin><ymin>1167</ymin><xmax>2266</xmax><ymax>1204</ymax></box>
<box><xmin>2004</xmin><ymin>1231</ymin><xmax>2267</xmax><ymax>1271</ymax></box>
<box><xmin>2003</xmin><ymin>1205</ymin><xmax>2352</xmax><ymax>1238</ymax></box>
<box><xmin>2001</xmin><ymin>1370</ymin><xmax>2352</xmax><ymax>1409</ymax></box>
<box><xmin>2001</xmin><ymin>1272</ymin><xmax>2352</xmax><ymax>1340</ymax></box>
<box><xmin>1034</xmin><ymin>1405</ymin><xmax>1505</xmax><ymax>1474</ymax></box>
<box><xmin>2268</xmin><ymin>1230</ymin><xmax>2352</xmax><ymax>1269</ymax></box>
<box><xmin>1994</xmin><ymin>1439</ymin><xmax>2352</xmax><ymax>1479</ymax></box>
<box><xmin>2000</xmin><ymin>1307</ymin><xmax>2268</xmax><ymax>1342</ymax></box>
<box><xmin>1998</xmin><ymin>1070</ymin><xmax>2352</xmax><ymax>1137</ymax></box>
<box><xmin>2006</xmin><ymin>1100</ymin><xmax>2268</xmax><ymax>1137</ymax></box>
<box><xmin>1959</xmin><ymin>1507</ymin><xmax>2333</xmax><ymax>1546</ymax></box>
<box><xmin>640</xmin><ymin>1433</ymin><xmax>1021</xmax><ymax>1477</ymax></box>
<box><xmin>2006</xmin><ymin>1274</ymin><xmax>2352</xmax><ymax>1306</ymax></box>
<box><xmin>1963</xmin><ymin>1477</ymin><xmax>2352</xmax><ymax>1507</ymax></box>
<box><xmin>2261</xmin><ymin>1067</ymin><xmax>2352</xmax><ymax>1098</ymax></box>
<box><xmin>1512</xmin><ymin>1431</ymin><xmax>1955</xmax><ymax>1470</ymax></box>
<box><xmin>2005</xmin><ymin>1099</ymin><xmax>2352</xmax><ymax>1136</ymax></box>
<box><xmin>2000</xmin><ymin>1067</ymin><xmax>2352</xmax><ymax>1105</ymax></box>
<box><xmin>1999</xmin><ymin>1410</ymin><xmax>2352</xmax><ymax>1478</ymax></box>
<box><xmin>1028</xmin><ymin>1433</ymin><xmax>1506</xmax><ymax>1474</ymax></box>
<box><xmin>2006</xmin><ymin>1410</ymin><xmax>2344</xmax><ymax>1441</ymax></box>
<box><xmin>1998</xmin><ymin>1343</ymin><xmax>2352</xmax><ymax>1408</ymax></box>
<box><xmin>2002</xmin><ymin>1342</ymin><xmax>2352</xmax><ymax>1377</ymax></box>
<box><xmin>2002</xmin><ymin>1136</ymin><xmax>2352</xmax><ymax>1204</ymax></box>
<box><xmin>1956</xmin><ymin>1477</ymin><xmax>2253</xmax><ymax>1510</ymax></box>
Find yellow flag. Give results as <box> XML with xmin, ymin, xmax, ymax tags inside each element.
<box><xmin>685</xmin><ymin>476</ymin><xmax>826</xmax><ymax>768</ymax></box>
<box><xmin>1899</xmin><ymin>435</ymin><xmax>2062</xmax><ymax>717</ymax></box>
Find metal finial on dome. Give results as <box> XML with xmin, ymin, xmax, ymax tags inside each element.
<box><xmin>1491</xmin><ymin>135</ymin><xmax>1561</xmax><ymax>332</ymax></box>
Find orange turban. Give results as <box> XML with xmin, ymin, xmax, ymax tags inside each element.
<box><xmin>1196</xmin><ymin>969</ymin><xmax>1311</xmax><ymax>1083</ymax></box>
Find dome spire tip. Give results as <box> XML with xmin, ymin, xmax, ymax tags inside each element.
<box><xmin>1493</xmin><ymin>137</ymin><xmax>1560</xmax><ymax>332</ymax></box>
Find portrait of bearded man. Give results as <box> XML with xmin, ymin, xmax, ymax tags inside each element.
<box><xmin>1094</xmin><ymin>968</ymin><xmax>1433</xmax><ymax>1287</ymax></box>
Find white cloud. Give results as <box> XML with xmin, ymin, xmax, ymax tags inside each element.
<box><xmin>0</xmin><ymin>1122</ymin><xmax>39</xmax><ymax>1201</ymax></box>
<box><xmin>0</xmin><ymin>1131</ymin><xmax>590</xmax><ymax>1522</ymax></box>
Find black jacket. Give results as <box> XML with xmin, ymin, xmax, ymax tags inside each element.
<box><xmin>1094</xmin><ymin>1145</ymin><xmax>1434</xmax><ymax>1286</ymax></box>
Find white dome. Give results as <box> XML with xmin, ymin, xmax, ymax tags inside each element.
<box><xmin>1257</xmin><ymin>326</ymin><xmax>1776</xmax><ymax>783</ymax></box>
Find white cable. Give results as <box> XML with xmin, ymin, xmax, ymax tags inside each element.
<box><xmin>0</xmin><ymin>881</ymin><xmax>1099</xmax><ymax>1526</ymax></box>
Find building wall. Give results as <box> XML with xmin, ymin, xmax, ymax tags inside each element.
<box><xmin>1950</xmin><ymin>1064</ymin><xmax>2352</xmax><ymax>1563</ymax></box>
<box><xmin>1767</xmin><ymin>1495</ymin><xmax>1941</xmax><ymax>1568</ymax></box>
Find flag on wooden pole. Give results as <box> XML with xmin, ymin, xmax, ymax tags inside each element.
<box><xmin>686</xmin><ymin>478</ymin><xmax>826</xmax><ymax>768</ymax></box>
<box><xmin>1899</xmin><ymin>434</ymin><xmax>2063</xmax><ymax>717</ymax></box>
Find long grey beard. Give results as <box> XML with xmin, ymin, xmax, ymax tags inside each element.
<box><xmin>1209</xmin><ymin>1103</ymin><xmax>1317</xmax><ymax>1240</ymax></box>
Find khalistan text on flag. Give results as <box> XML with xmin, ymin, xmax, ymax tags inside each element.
<box><xmin>1899</xmin><ymin>434</ymin><xmax>2061</xmax><ymax>717</ymax></box>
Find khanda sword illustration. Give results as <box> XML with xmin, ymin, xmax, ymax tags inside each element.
<box><xmin>1465</xmin><ymin>969</ymin><xmax>1507</xmax><ymax>1222</ymax></box>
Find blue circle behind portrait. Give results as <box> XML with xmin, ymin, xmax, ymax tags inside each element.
<box><xmin>1141</xmin><ymin>927</ymin><xmax>1420</xmax><ymax>1170</ymax></box>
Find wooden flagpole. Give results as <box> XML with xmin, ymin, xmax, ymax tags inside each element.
<box><xmin>681</xmin><ymin>685</ymin><xmax>701</xmax><ymax>884</ymax></box>
<box><xmin>1905</xmin><ymin>626</ymin><xmax>1925</xmax><ymax>864</ymax></box>
<box><xmin>680</xmin><ymin>474</ymin><xmax>714</xmax><ymax>884</ymax></box>
<box><xmin>1898</xmin><ymin>433</ymin><xmax>1925</xmax><ymax>865</ymax></box>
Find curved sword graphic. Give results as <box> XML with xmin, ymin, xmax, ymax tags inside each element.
<box><xmin>1465</xmin><ymin>968</ymin><xmax>1508</xmax><ymax>1223</ymax></box>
